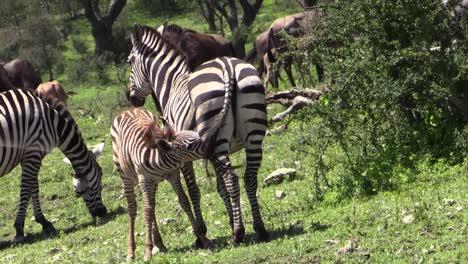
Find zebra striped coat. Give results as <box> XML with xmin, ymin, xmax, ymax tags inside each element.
<box><xmin>127</xmin><ymin>24</ymin><xmax>269</xmax><ymax>244</ymax></box>
<box><xmin>0</xmin><ymin>89</ymin><xmax>106</xmax><ymax>243</ymax></box>
<box><xmin>111</xmin><ymin>108</ymin><xmax>211</xmax><ymax>261</ymax></box>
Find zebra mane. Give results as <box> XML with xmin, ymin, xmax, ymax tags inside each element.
<box><xmin>138</xmin><ymin>25</ymin><xmax>187</xmax><ymax>62</ymax></box>
<box><xmin>142</xmin><ymin>119</ymin><xmax>175</xmax><ymax>149</ymax></box>
<box><xmin>38</xmin><ymin>91</ymin><xmax>79</xmax><ymax>136</ymax></box>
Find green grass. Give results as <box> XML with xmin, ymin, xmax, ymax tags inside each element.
<box><xmin>0</xmin><ymin>94</ymin><xmax>466</xmax><ymax>263</ymax></box>
<box><xmin>1</xmin><ymin>1</ymin><xmax>467</xmax><ymax>263</ymax></box>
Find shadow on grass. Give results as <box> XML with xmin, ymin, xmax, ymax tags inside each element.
<box><xmin>0</xmin><ymin>206</ymin><xmax>126</xmax><ymax>250</ymax></box>
<box><xmin>172</xmin><ymin>221</ymin><xmax>317</xmax><ymax>253</ymax></box>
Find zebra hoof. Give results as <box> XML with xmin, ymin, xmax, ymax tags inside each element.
<box><xmin>195</xmin><ymin>237</ymin><xmax>213</xmax><ymax>249</ymax></box>
<box><xmin>43</xmin><ymin>223</ymin><xmax>57</xmax><ymax>235</ymax></box>
<box><xmin>14</xmin><ymin>235</ymin><xmax>25</xmax><ymax>244</ymax></box>
<box><xmin>231</xmin><ymin>227</ymin><xmax>245</xmax><ymax>246</ymax></box>
<box><xmin>126</xmin><ymin>255</ymin><xmax>135</xmax><ymax>262</ymax></box>
<box><xmin>152</xmin><ymin>245</ymin><xmax>168</xmax><ymax>254</ymax></box>
<box><xmin>255</xmin><ymin>226</ymin><xmax>270</xmax><ymax>242</ymax></box>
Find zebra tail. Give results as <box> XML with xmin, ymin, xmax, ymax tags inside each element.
<box><xmin>203</xmin><ymin>63</ymin><xmax>235</xmax><ymax>156</ymax></box>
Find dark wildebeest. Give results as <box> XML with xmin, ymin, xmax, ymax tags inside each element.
<box><xmin>245</xmin><ymin>31</ymin><xmax>269</xmax><ymax>77</ymax></box>
<box><xmin>0</xmin><ymin>59</ymin><xmax>42</xmax><ymax>92</ymax></box>
<box><xmin>158</xmin><ymin>24</ymin><xmax>236</xmax><ymax>71</ymax></box>
<box><xmin>0</xmin><ymin>65</ymin><xmax>15</xmax><ymax>92</ymax></box>
<box><xmin>265</xmin><ymin>10</ymin><xmax>325</xmax><ymax>88</ymax></box>
<box><xmin>36</xmin><ymin>80</ymin><xmax>69</xmax><ymax>106</ymax></box>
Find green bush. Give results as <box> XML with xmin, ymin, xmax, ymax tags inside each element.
<box><xmin>292</xmin><ymin>0</ymin><xmax>467</xmax><ymax>198</ymax></box>
<box><xmin>71</xmin><ymin>37</ymin><xmax>88</xmax><ymax>55</ymax></box>
<box><xmin>134</xmin><ymin>0</ymin><xmax>194</xmax><ymax>15</ymax></box>
<box><xmin>69</xmin><ymin>53</ymin><xmax>115</xmax><ymax>84</ymax></box>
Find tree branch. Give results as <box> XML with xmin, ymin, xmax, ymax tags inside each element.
<box><xmin>266</xmin><ymin>88</ymin><xmax>324</xmax><ymax>125</ymax></box>
<box><xmin>296</xmin><ymin>0</ymin><xmax>305</xmax><ymax>8</ymax></box>
<box><xmin>107</xmin><ymin>0</ymin><xmax>127</xmax><ymax>22</ymax></box>
<box><xmin>80</xmin><ymin>0</ymin><xmax>99</xmax><ymax>23</ymax></box>
<box><xmin>266</xmin><ymin>88</ymin><xmax>322</xmax><ymax>105</ymax></box>
<box><xmin>240</xmin><ymin>0</ymin><xmax>263</xmax><ymax>26</ymax></box>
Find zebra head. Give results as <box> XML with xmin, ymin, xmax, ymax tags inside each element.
<box><xmin>155</xmin><ymin>130</ymin><xmax>204</xmax><ymax>161</ymax></box>
<box><xmin>148</xmin><ymin>119</ymin><xmax>204</xmax><ymax>161</ymax></box>
<box><xmin>72</xmin><ymin>149</ymin><xmax>107</xmax><ymax>218</ymax></box>
<box><xmin>127</xmin><ymin>24</ymin><xmax>153</xmax><ymax>107</ymax></box>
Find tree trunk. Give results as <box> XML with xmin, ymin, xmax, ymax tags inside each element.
<box><xmin>232</xmin><ymin>32</ymin><xmax>247</xmax><ymax>58</ymax></box>
<box><xmin>91</xmin><ymin>19</ymin><xmax>114</xmax><ymax>55</ymax></box>
<box><xmin>80</xmin><ymin>0</ymin><xmax>127</xmax><ymax>56</ymax></box>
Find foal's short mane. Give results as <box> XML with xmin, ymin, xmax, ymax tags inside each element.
<box><xmin>142</xmin><ymin>119</ymin><xmax>175</xmax><ymax>149</ymax></box>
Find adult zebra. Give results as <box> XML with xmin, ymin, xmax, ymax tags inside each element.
<box><xmin>0</xmin><ymin>89</ymin><xmax>107</xmax><ymax>243</ymax></box>
<box><xmin>127</xmin><ymin>24</ymin><xmax>269</xmax><ymax>244</ymax></box>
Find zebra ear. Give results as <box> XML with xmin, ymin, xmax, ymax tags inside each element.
<box><xmin>131</xmin><ymin>23</ymin><xmax>143</xmax><ymax>47</ymax></box>
<box><xmin>156</xmin><ymin>25</ymin><xmax>164</xmax><ymax>34</ymax></box>
<box><xmin>63</xmin><ymin>157</ymin><xmax>72</xmax><ymax>165</ymax></box>
<box><xmin>91</xmin><ymin>141</ymin><xmax>105</xmax><ymax>158</ymax></box>
<box><xmin>157</xmin><ymin>20</ymin><xmax>168</xmax><ymax>34</ymax></box>
<box><xmin>161</xmin><ymin>117</ymin><xmax>175</xmax><ymax>136</ymax></box>
<box><xmin>155</xmin><ymin>139</ymin><xmax>174</xmax><ymax>153</ymax></box>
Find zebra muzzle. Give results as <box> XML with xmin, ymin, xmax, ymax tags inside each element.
<box><xmin>129</xmin><ymin>91</ymin><xmax>145</xmax><ymax>107</ymax></box>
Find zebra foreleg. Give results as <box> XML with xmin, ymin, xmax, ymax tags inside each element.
<box><xmin>181</xmin><ymin>163</ymin><xmax>208</xmax><ymax>237</ymax></box>
<box><xmin>24</xmin><ymin>159</ymin><xmax>57</xmax><ymax>236</ymax></box>
<box><xmin>212</xmin><ymin>156</ymin><xmax>245</xmax><ymax>245</ymax></box>
<box><xmin>30</xmin><ymin>176</ymin><xmax>56</xmax><ymax>236</ymax></box>
<box><xmin>122</xmin><ymin>176</ymin><xmax>137</xmax><ymax>261</ymax></box>
<box><xmin>151</xmin><ymin>214</ymin><xmax>167</xmax><ymax>253</ymax></box>
<box><xmin>138</xmin><ymin>177</ymin><xmax>163</xmax><ymax>261</ymax></box>
<box><xmin>149</xmin><ymin>183</ymin><xmax>167</xmax><ymax>254</ymax></box>
<box><xmin>169</xmin><ymin>172</ymin><xmax>212</xmax><ymax>249</ymax></box>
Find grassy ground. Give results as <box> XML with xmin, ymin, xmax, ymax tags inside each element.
<box><xmin>1</xmin><ymin>1</ymin><xmax>467</xmax><ymax>263</ymax></box>
<box><xmin>0</xmin><ymin>98</ymin><xmax>466</xmax><ymax>263</ymax></box>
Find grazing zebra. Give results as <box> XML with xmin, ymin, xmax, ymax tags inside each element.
<box><xmin>0</xmin><ymin>89</ymin><xmax>107</xmax><ymax>243</ymax></box>
<box><xmin>111</xmin><ymin>108</ymin><xmax>211</xmax><ymax>261</ymax></box>
<box><xmin>127</xmin><ymin>24</ymin><xmax>269</xmax><ymax>244</ymax></box>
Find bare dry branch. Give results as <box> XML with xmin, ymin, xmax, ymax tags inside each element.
<box><xmin>266</xmin><ymin>88</ymin><xmax>322</xmax><ymax>105</ymax></box>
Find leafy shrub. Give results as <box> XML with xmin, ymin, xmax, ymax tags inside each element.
<box><xmin>134</xmin><ymin>0</ymin><xmax>193</xmax><ymax>15</ymax></box>
<box><xmin>71</xmin><ymin>37</ymin><xmax>88</xmax><ymax>55</ymax></box>
<box><xmin>291</xmin><ymin>0</ymin><xmax>467</xmax><ymax>198</ymax></box>
<box><xmin>69</xmin><ymin>53</ymin><xmax>115</xmax><ymax>84</ymax></box>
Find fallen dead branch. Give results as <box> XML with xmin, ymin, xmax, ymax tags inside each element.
<box><xmin>266</xmin><ymin>88</ymin><xmax>323</xmax><ymax>125</ymax></box>
<box><xmin>266</xmin><ymin>88</ymin><xmax>322</xmax><ymax>105</ymax></box>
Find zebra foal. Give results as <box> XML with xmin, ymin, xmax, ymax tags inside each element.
<box><xmin>111</xmin><ymin>108</ymin><xmax>211</xmax><ymax>261</ymax></box>
<box><xmin>127</xmin><ymin>24</ymin><xmax>269</xmax><ymax>244</ymax></box>
<box><xmin>0</xmin><ymin>89</ymin><xmax>107</xmax><ymax>243</ymax></box>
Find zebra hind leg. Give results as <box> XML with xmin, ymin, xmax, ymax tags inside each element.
<box><xmin>211</xmin><ymin>155</ymin><xmax>245</xmax><ymax>245</ymax></box>
<box><xmin>213</xmin><ymin>165</ymin><xmax>234</xmax><ymax>228</ymax></box>
<box><xmin>244</xmin><ymin>146</ymin><xmax>270</xmax><ymax>242</ymax></box>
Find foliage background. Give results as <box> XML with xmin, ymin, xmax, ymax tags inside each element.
<box><xmin>0</xmin><ymin>0</ymin><xmax>466</xmax><ymax>263</ymax></box>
